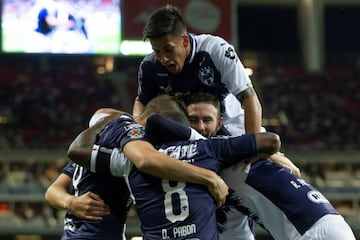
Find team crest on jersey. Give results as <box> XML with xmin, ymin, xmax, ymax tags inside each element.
<box><xmin>126</xmin><ymin>124</ymin><xmax>145</xmax><ymax>139</ymax></box>
<box><xmin>198</xmin><ymin>66</ymin><xmax>214</xmax><ymax>86</ymax></box>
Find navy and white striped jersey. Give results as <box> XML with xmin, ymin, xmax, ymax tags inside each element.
<box><xmin>137</xmin><ymin>33</ymin><xmax>251</xmax><ymax>136</ymax></box>
<box><xmin>61</xmin><ymin>161</ymin><xmax>130</xmax><ymax>240</ymax></box>
<box><xmin>91</xmin><ymin>114</ymin><xmax>258</xmax><ymax>240</ymax></box>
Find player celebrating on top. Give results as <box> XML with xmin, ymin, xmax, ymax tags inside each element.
<box><xmin>133</xmin><ymin>4</ymin><xmax>262</xmax><ymax>136</ymax></box>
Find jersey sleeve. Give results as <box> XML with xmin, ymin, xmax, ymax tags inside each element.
<box><xmin>96</xmin><ymin>114</ymin><xmax>146</xmax><ymax>149</ymax></box>
<box><xmin>209</xmin><ymin>133</ymin><xmax>257</xmax><ymax>168</ymax></box>
<box><xmin>62</xmin><ymin>161</ymin><xmax>76</xmax><ymax>177</ymax></box>
<box><xmin>145</xmin><ymin>114</ymin><xmax>192</xmax><ymax>145</ymax></box>
<box><xmin>206</xmin><ymin>35</ymin><xmax>252</xmax><ymax>95</ymax></box>
<box><xmin>90</xmin><ymin>114</ymin><xmax>145</xmax><ymax>176</ymax></box>
<box><xmin>137</xmin><ymin>57</ymin><xmax>159</xmax><ymax>105</ymax></box>
<box><xmin>88</xmin><ymin>112</ymin><xmax>110</xmax><ymax>127</ymax></box>
<box><xmin>90</xmin><ymin>144</ymin><xmax>132</xmax><ymax>177</ymax></box>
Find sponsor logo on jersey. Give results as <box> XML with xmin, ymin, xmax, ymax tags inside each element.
<box><xmin>307</xmin><ymin>190</ymin><xmax>330</xmax><ymax>204</ymax></box>
<box><xmin>224</xmin><ymin>46</ymin><xmax>236</xmax><ymax>60</ymax></box>
<box><xmin>198</xmin><ymin>66</ymin><xmax>214</xmax><ymax>86</ymax></box>
<box><xmin>160</xmin><ymin>142</ymin><xmax>198</xmax><ymax>160</ymax></box>
<box><xmin>126</xmin><ymin>124</ymin><xmax>145</xmax><ymax>139</ymax></box>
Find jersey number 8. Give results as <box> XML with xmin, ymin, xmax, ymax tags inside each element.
<box><xmin>162</xmin><ymin>179</ymin><xmax>189</xmax><ymax>223</ymax></box>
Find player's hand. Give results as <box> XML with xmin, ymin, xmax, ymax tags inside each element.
<box><xmin>270</xmin><ymin>152</ymin><xmax>301</xmax><ymax>177</ymax></box>
<box><xmin>208</xmin><ymin>174</ymin><xmax>229</xmax><ymax>208</ymax></box>
<box><xmin>65</xmin><ymin>192</ymin><xmax>110</xmax><ymax>221</ymax></box>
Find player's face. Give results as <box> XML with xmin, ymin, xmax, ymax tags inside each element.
<box><xmin>150</xmin><ymin>34</ymin><xmax>190</xmax><ymax>74</ymax></box>
<box><xmin>187</xmin><ymin>102</ymin><xmax>222</xmax><ymax>138</ymax></box>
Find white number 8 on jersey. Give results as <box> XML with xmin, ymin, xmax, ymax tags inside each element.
<box><xmin>162</xmin><ymin>180</ymin><xmax>189</xmax><ymax>223</ymax></box>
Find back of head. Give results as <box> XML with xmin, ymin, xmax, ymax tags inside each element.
<box><xmin>143</xmin><ymin>4</ymin><xmax>187</xmax><ymax>40</ymax></box>
<box><xmin>141</xmin><ymin>94</ymin><xmax>188</xmax><ymax>122</ymax></box>
<box><xmin>158</xmin><ymin>110</ymin><xmax>190</xmax><ymax>126</ymax></box>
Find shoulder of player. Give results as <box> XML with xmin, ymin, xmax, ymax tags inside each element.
<box><xmin>139</xmin><ymin>54</ymin><xmax>159</xmax><ymax>77</ymax></box>
<box><xmin>94</xmin><ymin>108</ymin><xmax>124</xmax><ymax>116</ymax></box>
<box><xmin>141</xmin><ymin>53</ymin><xmax>157</xmax><ymax>65</ymax></box>
<box><xmin>193</xmin><ymin>33</ymin><xmax>230</xmax><ymax>51</ymax></box>
<box><xmin>89</xmin><ymin>108</ymin><xmax>126</xmax><ymax>127</ymax></box>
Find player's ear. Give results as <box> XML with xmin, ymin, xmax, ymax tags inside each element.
<box><xmin>217</xmin><ymin>117</ymin><xmax>223</xmax><ymax>132</ymax></box>
<box><xmin>182</xmin><ymin>34</ymin><xmax>189</xmax><ymax>47</ymax></box>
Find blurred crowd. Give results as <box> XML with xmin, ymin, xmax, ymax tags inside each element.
<box><xmin>256</xmin><ymin>66</ymin><xmax>359</xmax><ymax>150</ymax></box>
<box><xmin>0</xmin><ymin>56</ymin><xmax>359</xmax><ymax>150</ymax></box>
<box><xmin>0</xmin><ymin>56</ymin><xmax>122</xmax><ymax>149</ymax></box>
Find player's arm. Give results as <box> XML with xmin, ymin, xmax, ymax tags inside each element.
<box><xmin>211</xmin><ymin>132</ymin><xmax>280</xmax><ymax>168</ymax></box>
<box><xmin>268</xmin><ymin>152</ymin><xmax>301</xmax><ymax>177</ymax></box>
<box><xmin>70</xmin><ymin>141</ymin><xmax>228</xmax><ymax>207</ymax></box>
<box><xmin>45</xmin><ymin>173</ymin><xmax>110</xmax><ymax>220</ymax></box>
<box><xmin>146</xmin><ymin>114</ymin><xmax>280</xmax><ymax>168</ymax></box>
<box><xmin>236</xmin><ymin>86</ymin><xmax>262</xmax><ymax>133</ymax></box>
<box><xmin>123</xmin><ymin>139</ymin><xmax>228</xmax><ymax>206</ymax></box>
<box><xmin>68</xmin><ymin>109</ymin><xmax>123</xmax><ymax>169</ymax></box>
<box><xmin>67</xmin><ymin>117</ymin><xmax>115</xmax><ymax>169</ymax></box>
<box><xmin>209</xmin><ymin>37</ymin><xmax>263</xmax><ymax>134</ymax></box>
<box><xmin>236</xmin><ymin>87</ymin><xmax>298</xmax><ymax>175</ymax></box>
<box><xmin>254</xmin><ymin>132</ymin><xmax>281</xmax><ymax>158</ymax></box>
<box><xmin>133</xmin><ymin>96</ymin><xmax>145</xmax><ymax>118</ymax></box>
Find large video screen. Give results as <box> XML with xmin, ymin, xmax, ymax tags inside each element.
<box><xmin>1</xmin><ymin>0</ymin><xmax>121</xmax><ymax>54</ymax></box>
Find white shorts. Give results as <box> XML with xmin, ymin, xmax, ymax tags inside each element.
<box><xmin>300</xmin><ymin>214</ymin><xmax>356</xmax><ymax>240</ymax></box>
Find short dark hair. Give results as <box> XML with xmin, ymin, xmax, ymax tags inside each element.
<box><xmin>184</xmin><ymin>92</ymin><xmax>221</xmax><ymax>117</ymax></box>
<box><xmin>143</xmin><ymin>4</ymin><xmax>187</xmax><ymax>40</ymax></box>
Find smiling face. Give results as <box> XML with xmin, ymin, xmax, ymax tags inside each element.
<box><xmin>187</xmin><ymin>102</ymin><xmax>222</xmax><ymax>138</ymax></box>
<box><xmin>150</xmin><ymin>34</ymin><xmax>190</xmax><ymax>74</ymax></box>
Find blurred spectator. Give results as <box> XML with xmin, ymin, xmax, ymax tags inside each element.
<box><xmin>257</xmin><ymin>67</ymin><xmax>360</xmax><ymax>150</ymax></box>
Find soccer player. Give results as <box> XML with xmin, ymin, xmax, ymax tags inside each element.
<box><xmin>45</xmin><ymin>109</ymin><xmax>131</xmax><ymax>239</ymax></box>
<box><xmin>133</xmin><ymin>5</ymin><xmax>262</xmax><ymax>137</ymax></box>
<box><xmin>181</xmin><ymin>91</ymin><xmax>356</xmax><ymax>240</ymax></box>
<box><xmin>45</xmin><ymin>160</ymin><xmax>130</xmax><ymax>239</ymax></box>
<box><xmin>67</xmin><ymin>95</ymin><xmax>281</xmax><ymax>239</ymax></box>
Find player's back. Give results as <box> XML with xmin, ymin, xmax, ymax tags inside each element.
<box><xmin>220</xmin><ymin>160</ymin><xmax>339</xmax><ymax>239</ymax></box>
<box><xmin>128</xmin><ymin>139</ymin><xmax>221</xmax><ymax>240</ymax></box>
